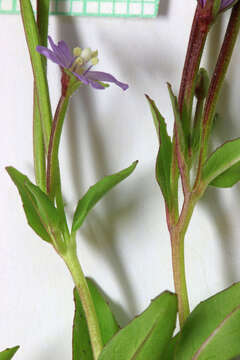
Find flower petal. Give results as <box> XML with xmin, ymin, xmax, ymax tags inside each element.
<box><xmin>36</xmin><ymin>45</ymin><xmax>65</xmax><ymax>67</ymax></box>
<box><xmin>56</xmin><ymin>40</ymin><xmax>74</xmax><ymax>68</ymax></box>
<box><xmin>37</xmin><ymin>36</ymin><xmax>128</xmax><ymax>91</ymax></box>
<box><xmin>58</xmin><ymin>40</ymin><xmax>72</xmax><ymax>60</ymax></box>
<box><xmin>47</xmin><ymin>36</ymin><xmax>74</xmax><ymax>68</ymax></box>
<box><xmin>86</xmin><ymin>71</ymin><xmax>129</xmax><ymax>90</ymax></box>
<box><xmin>88</xmin><ymin>80</ymin><xmax>106</xmax><ymax>89</ymax></box>
<box><xmin>72</xmin><ymin>71</ymin><xmax>105</xmax><ymax>89</ymax></box>
<box><xmin>72</xmin><ymin>71</ymin><xmax>90</xmax><ymax>85</ymax></box>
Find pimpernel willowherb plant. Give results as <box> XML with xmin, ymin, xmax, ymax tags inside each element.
<box><xmin>2</xmin><ymin>0</ymin><xmax>240</xmax><ymax>359</ymax></box>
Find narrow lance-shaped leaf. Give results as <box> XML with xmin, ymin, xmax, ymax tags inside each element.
<box><xmin>6</xmin><ymin>167</ymin><xmax>63</xmax><ymax>246</ymax></box>
<box><xmin>23</xmin><ymin>179</ymin><xmax>66</xmax><ymax>252</ymax></box>
<box><xmin>36</xmin><ymin>0</ymin><xmax>50</xmax><ymax>48</ymax></box>
<box><xmin>145</xmin><ymin>95</ymin><xmax>172</xmax><ymax>208</ymax></box>
<box><xmin>20</xmin><ymin>0</ymin><xmax>52</xmax><ymax>148</ymax></box>
<box><xmin>167</xmin><ymin>83</ymin><xmax>187</xmax><ymax>155</ymax></box>
<box><xmin>72</xmin><ymin>161</ymin><xmax>138</xmax><ymax>232</ymax></box>
<box><xmin>98</xmin><ymin>291</ymin><xmax>177</xmax><ymax>360</ymax></box>
<box><xmin>202</xmin><ymin>137</ymin><xmax>240</xmax><ymax>186</ymax></box>
<box><xmin>6</xmin><ymin>166</ymin><xmax>52</xmax><ymax>243</ymax></box>
<box><xmin>33</xmin><ymin>0</ymin><xmax>50</xmax><ymax>191</ymax></box>
<box><xmin>0</xmin><ymin>346</ymin><xmax>19</xmax><ymax>360</ymax></box>
<box><xmin>73</xmin><ymin>278</ymin><xmax>120</xmax><ymax>360</ymax></box>
<box><xmin>175</xmin><ymin>282</ymin><xmax>240</xmax><ymax>360</ymax></box>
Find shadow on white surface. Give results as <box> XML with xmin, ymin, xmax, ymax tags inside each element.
<box><xmin>158</xmin><ymin>0</ymin><xmax>170</xmax><ymax>17</ymax></box>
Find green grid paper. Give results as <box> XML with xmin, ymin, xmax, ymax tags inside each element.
<box><xmin>0</xmin><ymin>0</ymin><xmax>159</xmax><ymax>17</ymax></box>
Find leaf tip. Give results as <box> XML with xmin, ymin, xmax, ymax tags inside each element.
<box><xmin>5</xmin><ymin>166</ymin><xmax>13</xmax><ymax>175</ymax></box>
<box><xmin>166</xmin><ymin>82</ymin><xmax>172</xmax><ymax>90</ymax></box>
<box><xmin>132</xmin><ymin>160</ymin><xmax>139</xmax><ymax>168</ymax></box>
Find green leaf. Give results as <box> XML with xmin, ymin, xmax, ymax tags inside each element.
<box><xmin>146</xmin><ymin>95</ymin><xmax>172</xmax><ymax>208</ymax></box>
<box><xmin>202</xmin><ymin>137</ymin><xmax>240</xmax><ymax>186</ymax></box>
<box><xmin>36</xmin><ymin>0</ymin><xmax>50</xmax><ymax>48</ymax></box>
<box><xmin>98</xmin><ymin>291</ymin><xmax>177</xmax><ymax>360</ymax></box>
<box><xmin>6</xmin><ymin>167</ymin><xmax>62</xmax><ymax>245</ymax></box>
<box><xmin>33</xmin><ymin>0</ymin><xmax>50</xmax><ymax>192</ymax></box>
<box><xmin>0</xmin><ymin>346</ymin><xmax>19</xmax><ymax>360</ymax></box>
<box><xmin>24</xmin><ymin>181</ymin><xmax>62</xmax><ymax>232</ymax></box>
<box><xmin>210</xmin><ymin>161</ymin><xmax>240</xmax><ymax>188</ymax></box>
<box><xmin>7</xmin><ymin>167</ymin><xmax>51</xmax><ymax>242</ymax></box>
<box><xmin>72</xmin><ymin>161</ymin><xmax>138</xmax><ymax>232</ymax></box>
<box><xmin>175</xmin><ymin>282</ymin><xmax>240</xmax><ymax>360</ymax></box>
<box><xmin>212</xmin><ymin>0</ymin><xmax>221</xmax><ymax>17</ymax></box>
<box><xmin>161</xmin><ymin>335</ymin><xmax>179</xmax><ymax>360</ymax></box>
<box><xmin>19</xmin><ymin>0</ymin><xmax>52</xmax><ymax>148</ymax></box>
<box><xmin>167</xmin><ymin>83</ymin><xmax>187</xmax><ymax>154</ymax></box>
<box><xmin>73</xmin><ymin>278</ymin><xmax>120</xmax><ymax>360</ymax></box>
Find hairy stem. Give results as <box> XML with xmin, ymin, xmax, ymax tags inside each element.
<box><xmin>63</xmin><ymin>235</ymin><xmax>103</xmax><ymax>360</ymax></box>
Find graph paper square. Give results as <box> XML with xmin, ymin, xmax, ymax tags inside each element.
<box><xmin>1</xmin><ymin>0</ymin><xmax>12</xmax><ymax>10</ymax></box>
<box><xmin>0</xmin><ymin>0</ymin><xmax>159</xmax><ymax>17</ymax></box>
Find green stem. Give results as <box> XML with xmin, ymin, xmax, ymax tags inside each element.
<box><xmin>196</xmin><ymin>2</ymin><xmax>240</xmax><ymax>184</ymax></box>
<box><xmin>33</xmin><ymin>87</ymin><xmax>46</xmax><ymax>191</ymax></box>
<box><xmin>170</xmin><ymin>193</ymin><xmax>198</xmax><ymax>328</ymax></box>
<box><xmin>46</xmin><ymin>94</ymin><xmax>70</xmax><ymax>236</ymax></box>
<box><xmin>171</xmin><ymin>229</ymin><xmax>189</xmax><ymax>328</ymax></box>
<box><xmin>47</xmin><ymin>95</ymin><xmax>69</xmax><ymax>197</ymax></box>
<box><xmin>63</xmin><ymin>235</ymin><xmax>103</xmax><ymax>360</ymax></box>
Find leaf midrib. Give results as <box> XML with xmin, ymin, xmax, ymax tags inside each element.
<box><xmin>192</xmin><ymin>304</ymin><xmax>240</xmax><ymax>359</ymax></box>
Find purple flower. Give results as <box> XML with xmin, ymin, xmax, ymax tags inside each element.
<box><xmin>199</xmin><ymin>0</ymin><xmax>238</xmax><ymax>11</ymax></box>
<box><xmin>36</xmin><ymin>36</ymin><xmax>128</xmax><ymax>91</ymax></box>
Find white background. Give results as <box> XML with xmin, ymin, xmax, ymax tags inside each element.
<box><xmin>1</xmin><ymin>1</ymin><xmax>240</xmax><ymax>359</ymax></box>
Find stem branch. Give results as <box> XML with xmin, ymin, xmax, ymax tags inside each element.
<box><xmin>196</xmin><ymin>2</ymin><xmax>240</xmax><ymax>182</ymax></box>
